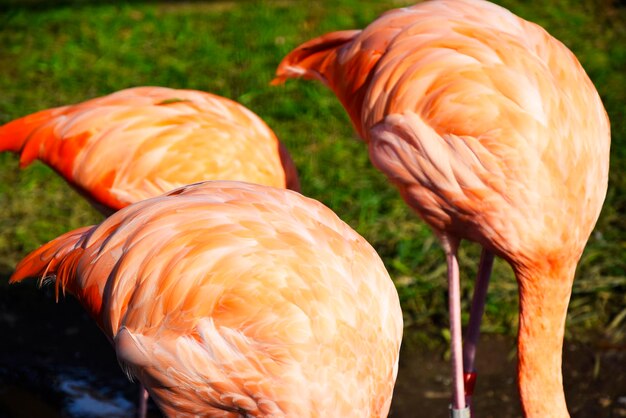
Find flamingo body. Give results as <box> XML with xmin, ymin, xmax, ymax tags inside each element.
<box><xmin>10</xmin><ymin>181</ymin><xmax>403</xmax><ymax>417</ymax></box>
<box><xmin>0</xmin><ymin>87</ymin><xmax>300</xmax><ymax>213</ymax></box>
<box><xmin>274</xmin><ymin>1</ymin><xmax>610</xmax><ymax>416</ymax></box>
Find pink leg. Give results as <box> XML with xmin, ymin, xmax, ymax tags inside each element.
<box><xmin>446</xmin><ymin>247</ymin><xmax>468</xmax><ymax>416</ymax></box>
<box><xmin>462</xmin><ymin>249</ymin><xmax>495</xmax><ymax>408</ymax></box>
<box><xmin>463</xmin><ymin>249</ymin><xmax>494</xmax><ymax>372</ymax></box>
<box><xmin>138</xmin><ymin>384</ymin><xmax>149</xmax><ymax>418</ymax></box>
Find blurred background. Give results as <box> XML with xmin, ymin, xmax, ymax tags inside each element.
<box><xmin>0</xmin><ymin>0</ymin><xmax>624</xmax><ymax>417</ymax></box>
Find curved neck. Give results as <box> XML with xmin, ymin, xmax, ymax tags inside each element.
<box><xmin>515</xmin><ymin>262</ymin><xmax>576</xmax><ymax>418</ymax></box>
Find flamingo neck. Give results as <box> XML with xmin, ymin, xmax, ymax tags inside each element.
<box><xmin>515</xmin><ymin>261</ymin><xmax>576</xmax><ymax>418</ymax></box>
<box><xmin>329</xmin><ymin>80</ymin><xmax>369</xmax><ymax>139</ymax></box>
<box><xmin>328</xmin><ymin>50</ymin><xmax>388</xmax><ymax>140</ymax></box>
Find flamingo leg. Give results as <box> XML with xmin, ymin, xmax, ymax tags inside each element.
<box><xmin>446</xmin><ymin>247</ymin><xmax>469</xmax><ymax>416</ymax></box>
<box><xmin>138</xmin><ymin>384</ymin><xmax>149</xmax><ymax>418</ymax></box>
<box><xmin>463</xmin><ymin>248</ymin><xmax>495</xmax><ymax>408</ymax></box>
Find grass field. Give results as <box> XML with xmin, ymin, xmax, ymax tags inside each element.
<box><xmin>0</xmin><ymin>0</ymin><xmax>624</xmax><ymax>343</ymax></box>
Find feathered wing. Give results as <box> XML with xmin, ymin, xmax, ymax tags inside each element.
<box><xmin>368</xmin><ymin>112</ymin><xmax>540</xmax><ymax>259</ymax></box>
<box><xmin>0</xmin><ymin>87</ymin><xmax>300</xmax><ymax>211</ymax></box>
<box><xmin>362</xmin><ymin>1</ymin><xmax>609</xmax><ymax>256</ymax></box>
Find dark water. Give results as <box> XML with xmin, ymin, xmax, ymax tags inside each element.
<box><xmin>0</xmin><ymin>283</ymin><xmax>624</xmax><ymax>418</ymax></box>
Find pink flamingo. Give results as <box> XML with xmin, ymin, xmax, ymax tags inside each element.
<box><xmin>273</xmin><ymin>0</ymin><xmax>610</xmax><ymax>416</ymax></box>
<box><xmin>10</xmin><ymin>181</ymin><xmax>403</xmax><ymax>417</ymax></box>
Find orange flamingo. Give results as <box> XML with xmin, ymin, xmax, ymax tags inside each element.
<box><xmin>9</xmin><ymin>181</ymin><xmax>403</xmax><ymax>418</ymax></box>
<box><xmin>0</xmin><ymin>86</ymin><xmax>300</xmax><ymax>216</ymax></box>
<box><xmin>0</xmin><ymin>86</ymin><xmax>300</xmax><ymax>417</ymax></box>
<box><xmin>273</xmin><ymin>0</ymin><xmax>610</xmax><ymax>416</ymax></box>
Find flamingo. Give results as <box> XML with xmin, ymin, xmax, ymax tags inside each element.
<box><xmin>0</xmin><ymin>86</ymin><xmax>300</xmax><ymax>216</ymax></box>
<box><xmin>273</xmin><ymin>0</ymin><xmax>610</xmax><ymax>416</ymax></box>
<box><xmin>0</xmin><ymin>86</ymin><xmax>300</xmax><ymax>417</ymax></box>
<box><xmin>9</xmin><ymin>180</ymin><xmax>403</xmax><ymax>417</ymax></box>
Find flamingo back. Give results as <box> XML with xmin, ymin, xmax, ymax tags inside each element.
<box><xmin>0</xmin><ymin>87</ymin><xmax>300</xmax><ymax>212</ymax></box>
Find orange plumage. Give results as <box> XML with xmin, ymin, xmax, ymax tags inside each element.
<box><xmin>0</xmin><ymin>86</ymin><xmax>300</xmax><ymax>214</ymax></box>
<box><xmin>10</xmin><ymin>181</ymin><xmax>403</xmax><ymax>417</ymax></box>
<box><xmin>274</xmin><ymin>1</ymin><xmax>611</xmax><ymax>416</ymax></box>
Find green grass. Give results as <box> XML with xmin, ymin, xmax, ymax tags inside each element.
<box><xmin>0</xmin><ymin>0</ymin><xmax>624</xmax><ymax>343</ymax></box>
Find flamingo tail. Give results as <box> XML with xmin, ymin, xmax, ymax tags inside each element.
<box><xmin>0</xmin><ymin>106</ymin><xmax>67</xmax><ymax>168</ymax></box>
<box><xmin>9</xmin><ymin>226</ymin><xmax>93</xmax><ymax>301</ymax></box>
